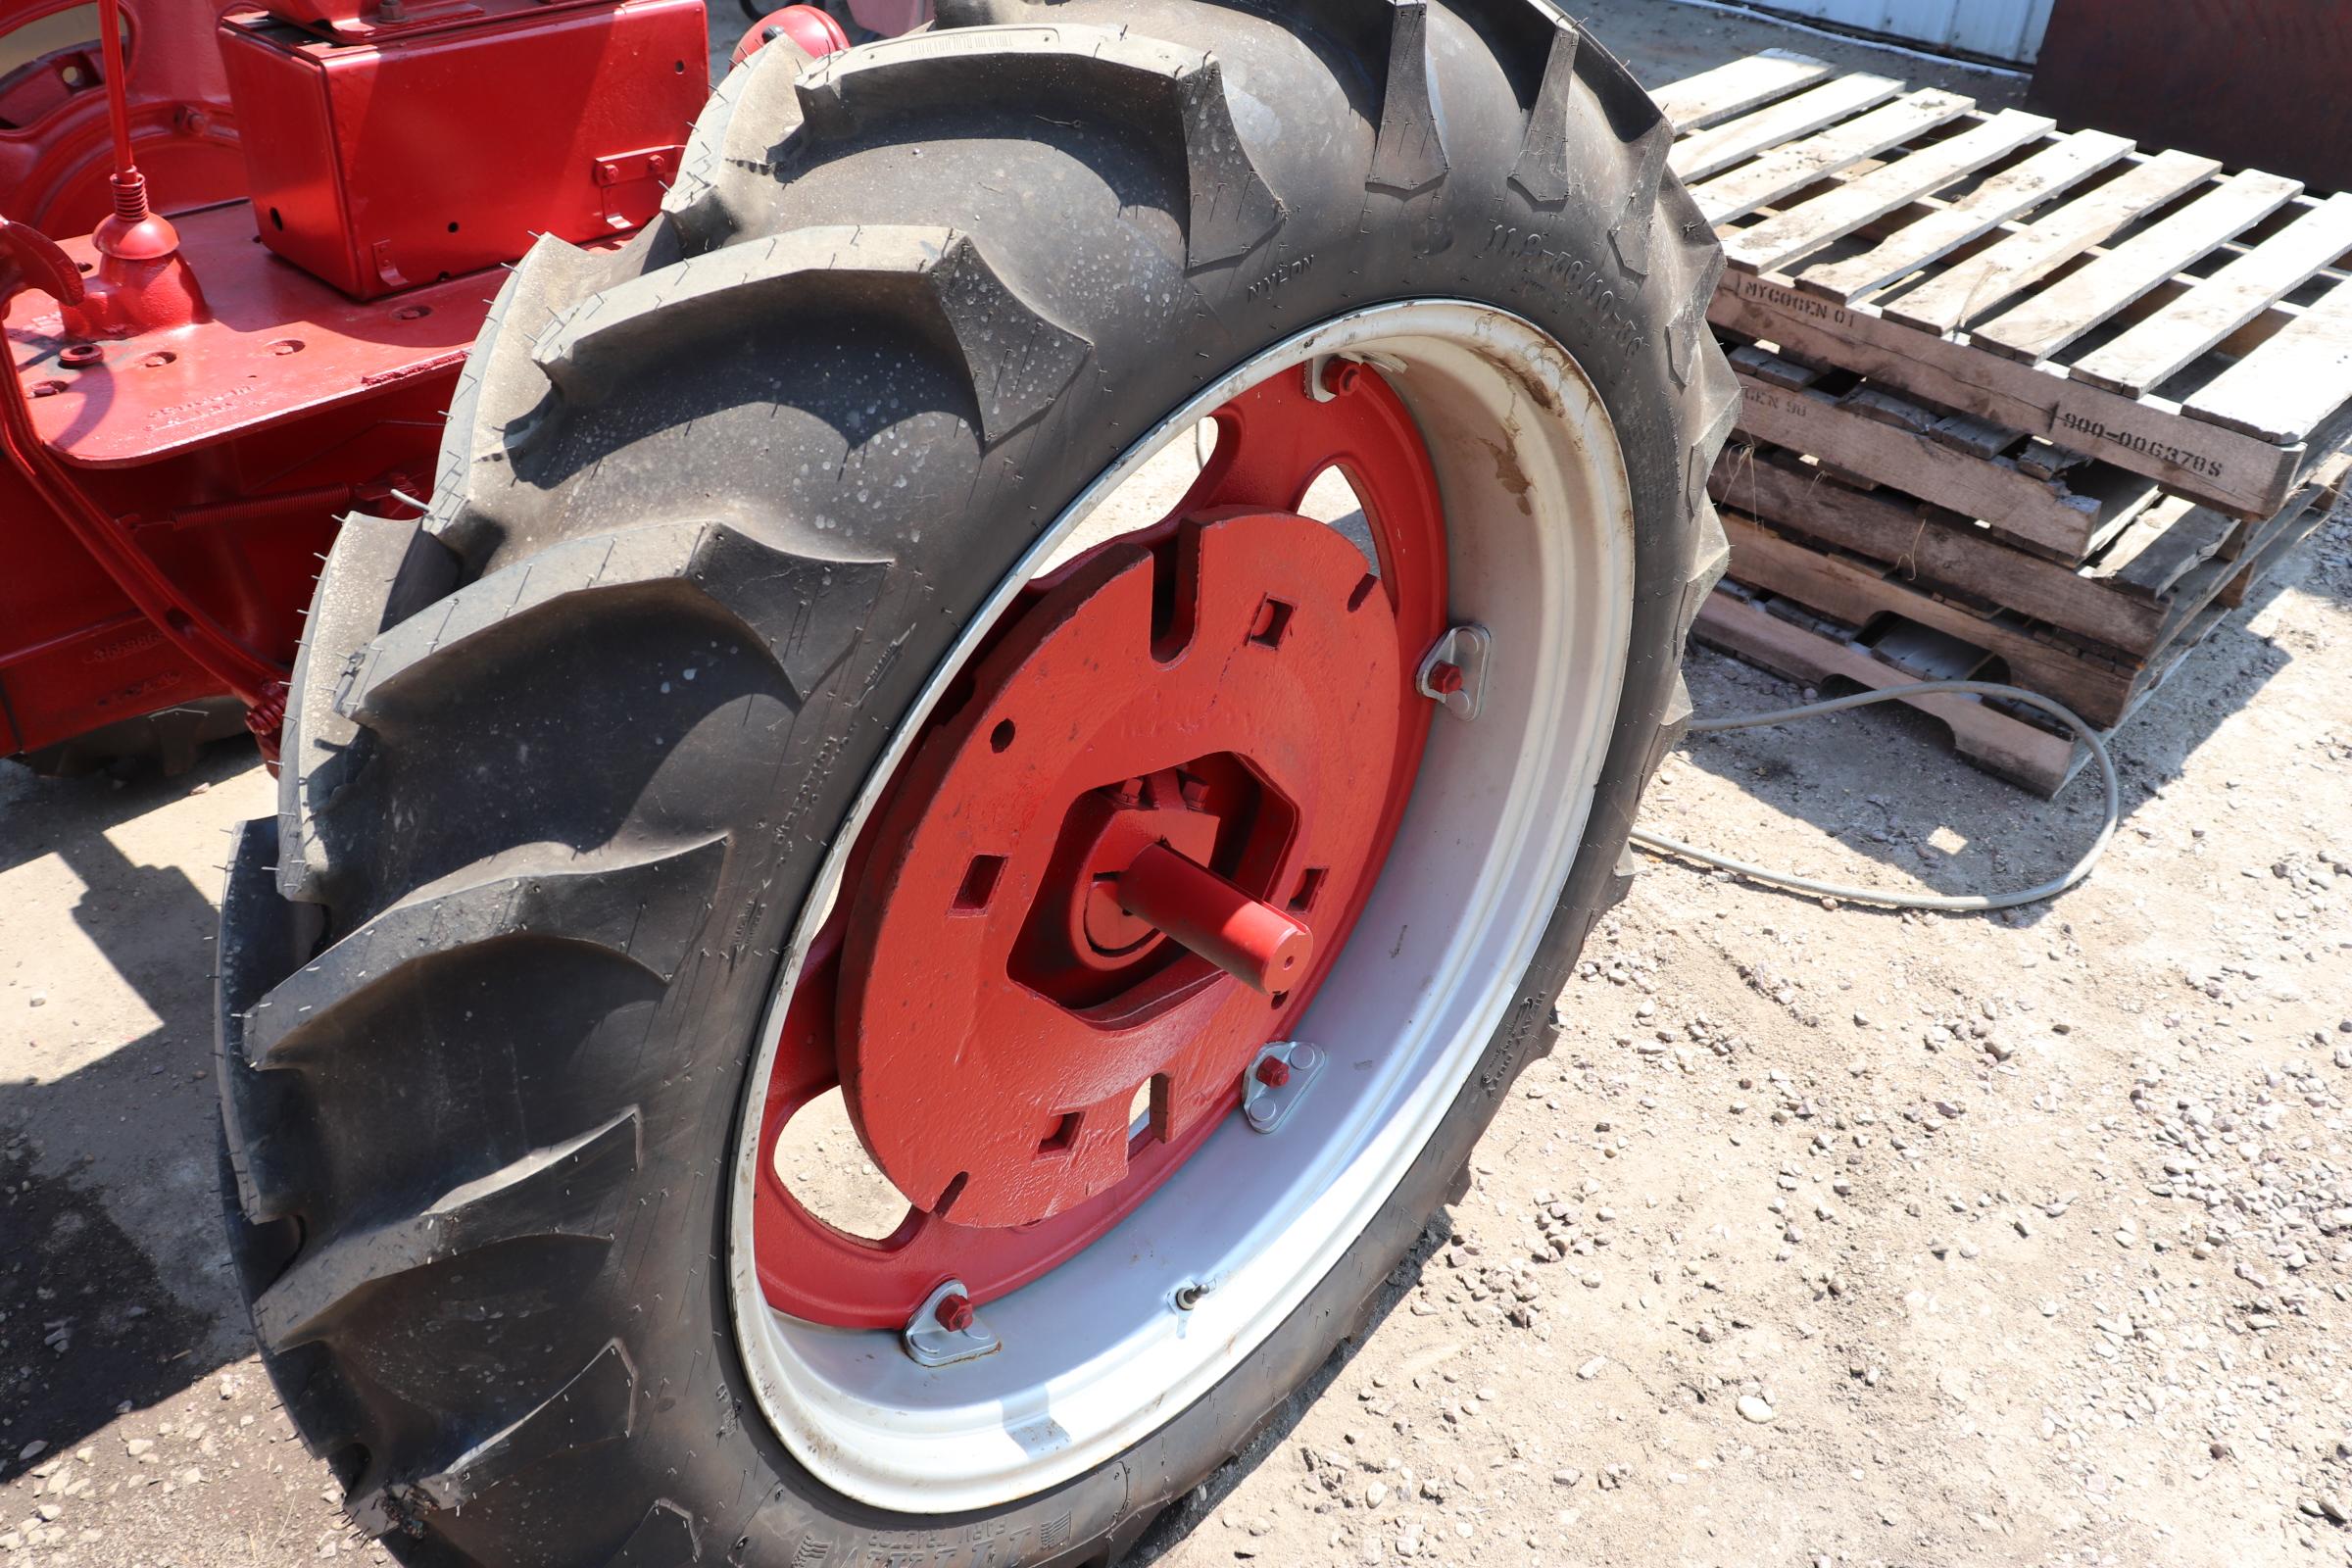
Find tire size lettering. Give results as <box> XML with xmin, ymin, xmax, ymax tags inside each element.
<box><xmin>1482</xmin><ymin>225</ymin><xmax>1642</xmax><ymax>361</ymax></box>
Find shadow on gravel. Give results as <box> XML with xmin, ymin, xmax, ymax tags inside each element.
<box><xmin>1667</xmin><ymin>566</ymin><xmax>2315</xmax><ymax>930</ymax></box>
<box><xmin>0</xmin><ymin>740</ymin><xmax>259</xmax><ymax>1484</ymax></box>
<box><xmin>0</xmin><ymin>1131</ymin><xmax>223</xmax><ymax>1481</ymax></box>
<box><xmin>1125</xmin><ymin>1218</ymin><xmax>1450</xmax><ymax>1565</ymax></box>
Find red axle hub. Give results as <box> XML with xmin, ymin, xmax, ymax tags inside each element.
<box><xmin>751</xmin><ymin>362</ymin><xmax>1448</xmax><ymax>1326</ymax></box>
<box><xmin>839</xmin><ymin>510</ymin><xmax>1399</xmax><ymax>1231</ymax></box>
<box><xmin>1114</xmin><ymin>843</ymin><xmax>1311</xmax><ymax>996</ymax></box>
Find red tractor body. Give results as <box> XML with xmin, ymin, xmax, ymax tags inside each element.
<box><xmin>0</xmin><ymin>0</ymin><xmax>808</xmax><ymax>766</ymax></box>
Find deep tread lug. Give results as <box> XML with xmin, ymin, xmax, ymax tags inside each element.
<box><xmin>278</xmin><ymin>514</ymin><xmax>461</xmax><ymax>904</ymax></box>
<box><xmin>1507</xmin><ymin>21</ymin><xmax>1583</xmax><ymax>206</ymax></box>
<box><xmin>1638</xmin><ymin>674</ymin><xmax>1698</xmax><ymax>800</ymax></box>
<box><xmin>218</xmin><ymin>818</ymin><xmax>319</xmax><ymax>1224</ymax></box>
<box><xmin>245</xmin><ymin>837</ymin><xmax>727</xmax><ymax>1068</ymax></box>
<box><xmin>1167</xmin><ymin>55</ymin><xmax>1290</xmax><ymax>267</ymax></box>
<box><xmin>1665</xmin><ymin>240</ymin><xmax>1727</xmax><ymax>394</ymax></box>
<box><xmin>1366</xmin><ymin>0</ymin><xmax>1449</xmax><ymax>196</ymax></box>
<box><xmin>340</xmin><ymin>521</ymin><xmax>888</xmax><ymax>723</ymax></box>
<box><xmin>1685</xmin><ymin>339</ymin><xmax>1741</xmax><ymax>523</ymax></box>
<box><xmin>789</xmin><ymin>26</ymin><xmax>1285</xmax><ymax>271</ymax></box>
<box><xmin>433</xmin><ymin>236</ymin><xmax>615</xmax><ymax>565</ymax></box>
<box><xmin>253</xmin><ymin>1109</ymin><xmax>641</xmax><ymax>1351</ymax></box>
<box><xmin>607</xmin><ymin>1499</ymin><xmax>700</xmax><ymax>1567</ymax></box>
<box><xmin>532</xmin><ymin>227</ymin><xmax>1092</xmax><ymax>442</ymax></box>
<box><xmin>1608</xmin><ymin>116</ymin><xmax>1676</xmax><ymax>279</ymax></box>
<box><xmin>359</xmin><ymin>1340</ymin><xmax>637</xmax><ymax>1524</ymax></box>
<box><xmin>665</xmin><ymin>31</ymin><xmax>820</xmax><ymax>249</ymax></box>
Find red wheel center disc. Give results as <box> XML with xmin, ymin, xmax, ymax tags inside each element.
<box><xmin>838</xmin><ymin>512</ymin><xmax>1402</xmax><ymax>1229</ymax></box>
<box><xmin>750</xmin><ymin>362</ymin><xmax>1447</xmax><ymax>1327</ymax></box>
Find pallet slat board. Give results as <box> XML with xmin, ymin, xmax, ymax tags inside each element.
<box><xmin>1724</xmin><ymin>108</ymin><xmax>2055</xmax><ymax>274</ymax></box>
<box><xmin>1968</xmin><ymin>171</ymin><xmax>2304</xmax><ymax>363</ymax></box>
<box><xmin>1712</xmin><ymin>444</ymin><xmax>2347</xmax><ymax>662</ymax></box>
<box><xmin>2180</xmin><ymin>278</ymin><xmax>2352</xmax><ymax>444</ymax></box>
<box><xmin>1660</xmin><ymin>50</ymin><xmax>2352</xmax><ymax>520</ymax></box>
<box><xmin>2069</xmin><ymin>193</ymin><xmax>2352</xmax><ymax>397</ymax></box>
<box><xmin>1791</xmin><ymin>129</ymin><xmax>2134</xmax><ymax>304</ymax></box>
<box><xmin>1690</xmin><ymin>89</ymin><xmax>1977</xmax><ymax>226</ymax></box>
<box><xmin>1671</xmin><ymin>73</ymin><xmax>1904</xmax><ymax>184</ymax></box>
<box><xmin>1874</xmin><ymin>152</ymin><xmax>2225</xmax><ymax>337</ymax></box>
<box><xmin>1648</xmin><ymin>48</ymin><xmax>1835</xmax><ymax>134</ymax></box>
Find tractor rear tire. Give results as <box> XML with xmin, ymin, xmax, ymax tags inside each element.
<box><xmin>217</xmin><ymin>4</ymin><xmax>1733</xmax><ymax>1564</ymax></box>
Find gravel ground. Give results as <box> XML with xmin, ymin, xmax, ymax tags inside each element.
<box><xmin>6</xmin><ymin>8</ymin><xmax>2351</xmax><ymax>1568</ymax></box>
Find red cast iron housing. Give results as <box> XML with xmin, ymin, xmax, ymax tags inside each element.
<box><xmin>1</xmin><ymin>0</ymin><xmax>834</xmax><ymax>765</ymax></box>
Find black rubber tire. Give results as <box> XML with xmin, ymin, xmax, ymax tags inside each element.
<box><xmin>217</xmin><ymin>4</ymin><xmax>1735</xmax><ymax>1564</ymax></box>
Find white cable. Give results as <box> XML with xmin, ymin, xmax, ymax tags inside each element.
<box><xmin>1660</xmin><ymin>0</ymin><xmax>2034</xmax><ymax>80</ymax></box>
<box><xmin>1630</xmin><ymin>679</ymin><xmax>2120</xmax><ymax>911</ymax></box>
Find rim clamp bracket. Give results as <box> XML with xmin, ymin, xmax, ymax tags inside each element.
<box><xmin>1242</xmin><ymin>1041</ymin><xmax>1326</xmax><ymax>1134</ymax></box>
<box><xmin>1416</xmin><ymin>624</ymin><xmax>1493</xmax><ymax>722</ymax></box>
<box><xmin>904</xmin><ymin>1279</ymin><xmax>1001</xmax><ymax>1368</ymax></box>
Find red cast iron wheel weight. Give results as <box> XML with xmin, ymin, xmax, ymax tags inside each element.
<box><xmin>750</xmin><ymin>361</ymin><xmax>1448</xmax><ymax>1328</ymax></box>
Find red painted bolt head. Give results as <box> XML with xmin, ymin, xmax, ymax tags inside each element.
<box><xmin>1254</xmin><ymin>1056</ymin><xmax>1293</xmax><ymax>1090</ymax></box>
<box><xmin>1426</xmin><ymin>662</ymin><xmax>1466</xmax><ymax>696</ymax></box>
<box><xmin>934</xmin><ymin>1293</ymin><xmax>976</xmax><ymax>1333</ymax></box>
<box><xmin>1321</xmin><ymin>360</ymin><xmax>1364</xmax><ymax>397</ymax></box>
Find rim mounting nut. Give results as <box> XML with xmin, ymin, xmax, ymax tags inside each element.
<box><xmin>1416</xmin><ymin>625</ymin><xmax>1494</xmax><ymax>721</ymax></box>
<box><xmin>1242</xmin><ymin>1042</ymin><xmax>1324</xmax><ymax>1134</ymax></box>
<box><xmin>904</xmin><ymin>1279</ymin><xmax>999</xmax><ymax>1367</ymax></box>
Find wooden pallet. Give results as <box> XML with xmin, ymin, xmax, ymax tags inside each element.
<box><xmin>1710</xmin><ymin>443</ymin><xmax>2351</xmax><ymax>663</ymax></box>
<box><xmin>1724</xmin><ymin>342</ymin><xmax>2160</xmax><ymax>560</ymax></box>
<box><xmin>1691</xmin><ymin>481</ymin><xmax>2342</xmax><ymax>796</ymax></box>
<box><xmin>1712</xmin><ymin>454</ymin><xmax>2344</xmax><ymax>729</ymax></box>
<box><xmin>1658</xmin><ymin>52</ymin><xmax>2352</xmax><ymax>522</ymax></box>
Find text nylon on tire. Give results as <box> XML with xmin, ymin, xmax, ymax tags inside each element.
<box><xmin>216</xmin><ymin>2</ymin><xmax>1735</xmax><ymax>1563</ymax></box>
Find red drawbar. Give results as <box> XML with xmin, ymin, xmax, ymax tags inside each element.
<box><xmin>752</xmin><ymin>362</ymin><xmax>1449</xmax><ymax>1327</ymax></box>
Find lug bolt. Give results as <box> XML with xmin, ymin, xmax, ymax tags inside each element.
<box><xmin>1321</xmin><ymin>360</ymin><xmax>1363</xmax><ymax>397</ymax></box>
<box><xmin>1254</xmin><ymin>1056</ymin><xmax>1292</xmax><ymax>1089</ymax></box>
<box><xmin>60</xmin><ymin>342</ymin><xmax>102</xmax><ymax>368</ymax></box>
<box><xmin>1426</xmin><ymin>661</ymin><xmax>1465</xmax><ymax>696</ymax></box>
<box><xmin>934</xmin><ymin>1293</ymin><xmax>976</xmax><ymax>1333</ymax></box>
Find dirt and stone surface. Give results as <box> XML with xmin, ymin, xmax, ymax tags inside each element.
<box><xmin>4</xmin><ymin>7</ymin><xmax>2348</xmax><ymax>1567</ymax></box>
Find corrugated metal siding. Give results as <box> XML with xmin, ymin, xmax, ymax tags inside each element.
<box><xmin>1746</xmin><ymin>0</ymin><xmax>2058</xmax><ymax>63</ymax></box>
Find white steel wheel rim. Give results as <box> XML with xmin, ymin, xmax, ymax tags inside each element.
<box><xmin>727</xmin><ymin>302</ymin><xmax>1638</xmax><ymax>1513</ymax></box>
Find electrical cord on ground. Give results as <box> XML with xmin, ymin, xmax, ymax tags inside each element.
<box><xmin>1631</xmin><ymin>680</ymin><xmax>2120</xmax><ymax>912</ymax></box>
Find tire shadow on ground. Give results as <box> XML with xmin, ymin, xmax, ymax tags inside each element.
<box><xmin>0</xmin><ymin>739</ymin><xmax>262</xmax><ymax>1484</ymax></box>
<box><xmin>1662</xmin><ymin>563</ymin><xmax>2318</xmax><ymax>930</ymax></box>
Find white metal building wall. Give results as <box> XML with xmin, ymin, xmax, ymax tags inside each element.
<box><xmin>1735</xmin><ymin>0</ymin><xmax>2059</xmax><ymax>64</ymax></box>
